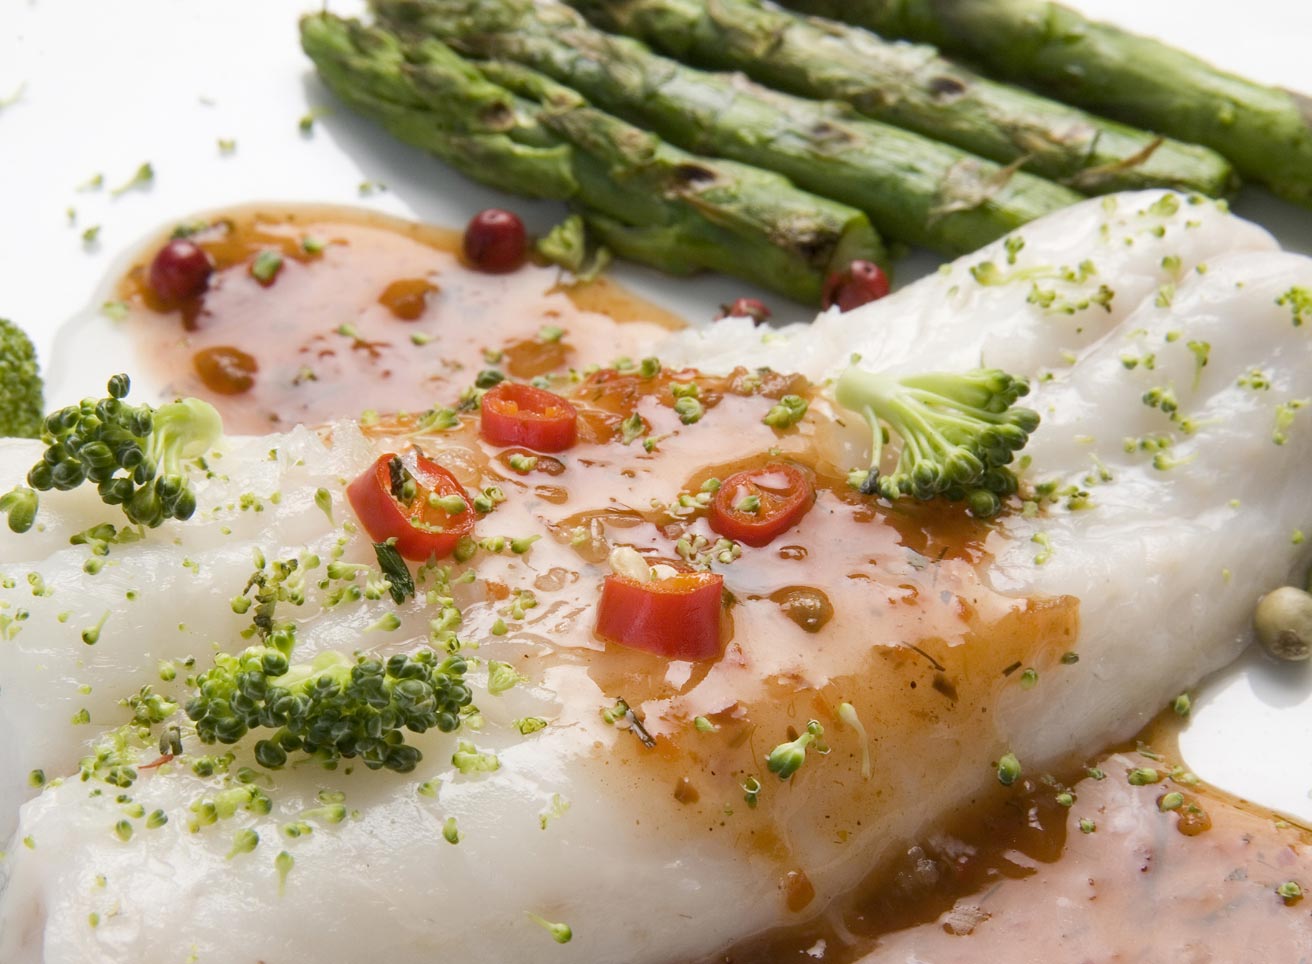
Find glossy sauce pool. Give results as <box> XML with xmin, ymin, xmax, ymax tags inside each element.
<box><xmin>716</xmin><ymin>716</ymin><xmax>1312</xmax><ymax>963</ymax></box>
<box><xmin>115</xmin><ymin>204</ymin><xmax>1312</xmax><ymax>961</ymax></box>
<box><xmin>111</xmin><ymin>204</ymin><xmax>682</xmax><ymax>433</ymax></box>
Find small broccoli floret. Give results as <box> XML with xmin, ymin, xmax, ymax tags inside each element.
<box><xmin>833</xmin><ymin>365</ymin><xmax>1039</xmax><ymax>518</ymax></box>
<box><xmin>0</xmin><ymin>318</ymin><xmax>44</xmax><ymax>438</ymax></box>
<box><xmin>21</xmin><ymin>373</ymin><xmax>223</xmax><ymax>528</ymax></box>
<box><xmin>0</xmin><ymin>487</ymin><xmax>38</xmax><ymax>533</ymax></box>
<box><xmin>185</xmin><ymin>646</ymin><xmax>473</xmax><ymax>773</ymax></box>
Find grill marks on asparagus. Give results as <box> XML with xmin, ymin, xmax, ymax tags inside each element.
<box><xmin>780</xmin><ymin>0</ymin><xmax>1312</xmax><ymax>207</ymax></box>
<box><xmin>562</xmin><ymin>0</ymin><xmax>1235</xmax><ymax>197</ymax></box>
<box><xmin>300</xmin><ymin>14</ymin><xmax>886</xmax><ymax>303</ymax></box>
<box><xmin>308</xmin><ymin>0</ymin><xmax>1276</xmax><ymax>299</ymax></box>
<box><xmin>374</xmin><ymin>0</ymin><xmax>1082</xmax><ymax>255</ymax></box>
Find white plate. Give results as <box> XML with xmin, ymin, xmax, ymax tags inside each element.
<box><xmin>2</xmin><ymin>0</ymin><xmax>1311</xmax><ymax>821</ymax></box>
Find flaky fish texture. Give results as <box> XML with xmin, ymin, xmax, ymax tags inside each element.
<box><xmin>2</xmin><ymin>191</ymin><xmax>1309</xmax><ymax>963</ymax></box>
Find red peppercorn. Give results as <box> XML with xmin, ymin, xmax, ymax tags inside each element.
<box><xmin>821</xmin><ymin>260</ymin><xmax>891</xmax><ymax>313</ymax></box>
<box><xmin>462</xmin><ymin>209</ymin><xmax>527</xmax><ymax>273</ymax></box>
<box><xmin>148</xmin><ymin>240</ymin><xmax>214</xmax><ymax>302</ymax></box>
<box><xmin>715</xmin><ymin>298</ymin><xmax>772</xmax><ymax>325</ymax></box>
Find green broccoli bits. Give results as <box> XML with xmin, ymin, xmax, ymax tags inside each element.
<box><xmin>0</xmin><ymin>318</ymin><xmax>44</xmax><ymax>438</ymax></box>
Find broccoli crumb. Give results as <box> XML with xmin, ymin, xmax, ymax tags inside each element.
<box><xmin>1277</xmin><ymin>287</ymin><xmax>1312</xmax><ymax>328</ymax></box>
<box><xmin>110</xmin><ymin>162</ymin><xmax>154</xmax><ymax>197</ymax></box>
<box><xmin>766</xmin><ymin>721</ymin><xmax>827</xmax><ymax>781</ymax></box>
<box><xmin>996</xmin><ymin>752</ymin><xmax>1021</xmax><ymax>786</ymax></box>
<box><xmin>275</xmin><ymin>850</ymin><xmax>294</xmax><ymax>895</ymax></box>
<box><xmin>442</xmin><ymin>816</ymin><xmax>461</xmax><ymax>844</ymax></box>
<box><xmin>526</xmin><ymin>912</ymin><xmax>572</xmax><ymax>944</ymax></box>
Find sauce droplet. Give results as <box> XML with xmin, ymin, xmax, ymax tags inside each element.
<box><xmin>504</xmin><ymin>336</ymin><xmax>569</xmax><ymax>379</ymax></box>
<box><xmin>673</xmin><ymin>777</ymin><xmax>700</xmax><ymax>805</ymax></box>
<box><xmin>378</xmin><ymin>277</ymin><xmax>438</xmax><ymax>321</ymax></box>
<box><xmin>783</xmin><ymin>870</ymin><xmax>816</xmax><ymax>913</ymax></box>
<box><xmin>193</xmin><ymin>346</ymin><xmax>258</xmax><ymax>396</ymax></box>
<box><xmin>1176</xmin><ymin>802</ymin><xmax>1213</xmax><ymax>836</ymax></box>
<box><xmin>770</xmin><ymin>586</ymin><xmax>834</xmax><ymax>634</ymax></box>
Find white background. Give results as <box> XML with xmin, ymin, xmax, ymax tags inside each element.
<box><xmin>3</xmin><ymin>0</ymin><xmax>1312</xmax><ymax>817</ymax></box>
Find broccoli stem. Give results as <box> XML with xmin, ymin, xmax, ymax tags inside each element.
<box><xmin>148</xmin><ymin>398</ymin><xmax>224</xmax><ymax>474</ymax></box>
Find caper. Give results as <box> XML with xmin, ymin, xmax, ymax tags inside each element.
<box><xmin>770</xmin><ymin>586</ymin><xmax>834</xmax><ymax>634</ymax></box>
<box><xmin>1253</xmin><ymin>586</ymin><xmax>1312</xmax><ymax>661</ymax></box>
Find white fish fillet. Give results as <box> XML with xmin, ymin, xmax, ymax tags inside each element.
<box><xmin>2</xmin><ymin>191</ymin><xmax>1310</xmax><ymax>963</ymax></box>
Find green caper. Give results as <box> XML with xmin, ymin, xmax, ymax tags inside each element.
<box><xmin>1254</xmin><ymin>586</ymin><xmax>1312</xmax><ymax>661</ymax></box>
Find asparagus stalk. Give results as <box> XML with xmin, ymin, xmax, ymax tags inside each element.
<box><xmin>373</xmin><ymin>0</ymin><xmax>1084</xmax><ymax>256</ymax></box>
<box><xmin>563</xmin><ymin>0</ymin><xmax>1235</xmax><ymax>197</ymax></box>
<box><xmin>780</xmin><ymin>0</ymin><xmax>1312</xmax><ymax>208</ymax></box>
<box><xmin>299</xmin><ymin>14</ymin><xmax>885</xmax><ymax>304</ymax></box>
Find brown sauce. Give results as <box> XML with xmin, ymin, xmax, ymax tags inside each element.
<box><xmin>357</xmin><ymin>331</ymin><xmax>1087</xmax><ymax>923</ymax></box>
<box><xmin>113</xmin><ymin>204</ymin><xmax>682</xmax><ymax>433</ymax></box>
<box><xmin>111</xmin><ymin>204</ymin><xmax>1312</xmax><ymax>961</ymax></box>
<box><xmin>715</xmin><ymin>715</ymin><xmax>1312</xmax><ymax>963</ymax></box>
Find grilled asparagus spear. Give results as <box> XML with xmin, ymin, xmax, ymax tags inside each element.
<box><xmin>780</xmin><ymin>0</ymin><xmax>1312</xmax><ymax>207</ymax></box>
<box><xmin>300</xmin><ymin>13</ymin><xmax>885</xmax><ymax>303</ymax></box>
<box><xmin>372</xmin><ymin>0</ymin><xmax>1084</xmax><ymax>256</ymax></box>
<box><xmin>565</xmin><ymin>0</ymin><xmax>1235</xmax><ymax>196</ymax></box>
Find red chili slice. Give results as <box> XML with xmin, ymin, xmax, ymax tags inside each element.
<box><xmin>346</xmin><ymin>452</ymin><xmax>475</xmax><ymax>561</ymax></box>
<box><xmin>480</xmin><ymin>382</ymin><xmax>579</xmax><ymax>453</ymax></box>
<box><xmin>709</xmin><ymin>463</ymin><xmax>815</xmax><ymax>548</ymax></box>
<box><xmin>595</xmin><ymin>571</ymin><xmax>724</xmax><ymax>661</ymax></box>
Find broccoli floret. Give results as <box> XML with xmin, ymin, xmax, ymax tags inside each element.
<box><xmin>185</xmin><ymin>646</ymin><xmax>473</xmax><ymax>773</ymax></box>
<box><xmin>0</xmin><ymin>318</ymin><xmax>44</xmax><ymax>438</ymax></box>
<box><xmin>20</xmin><ymin>373</ymin><xmax>223</xmax><ymax>528</ymax></box>
<box><xmin>833</xmin><ymin>365</ymin><xmax>1039</xmax><ymax>518</ymax></box>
